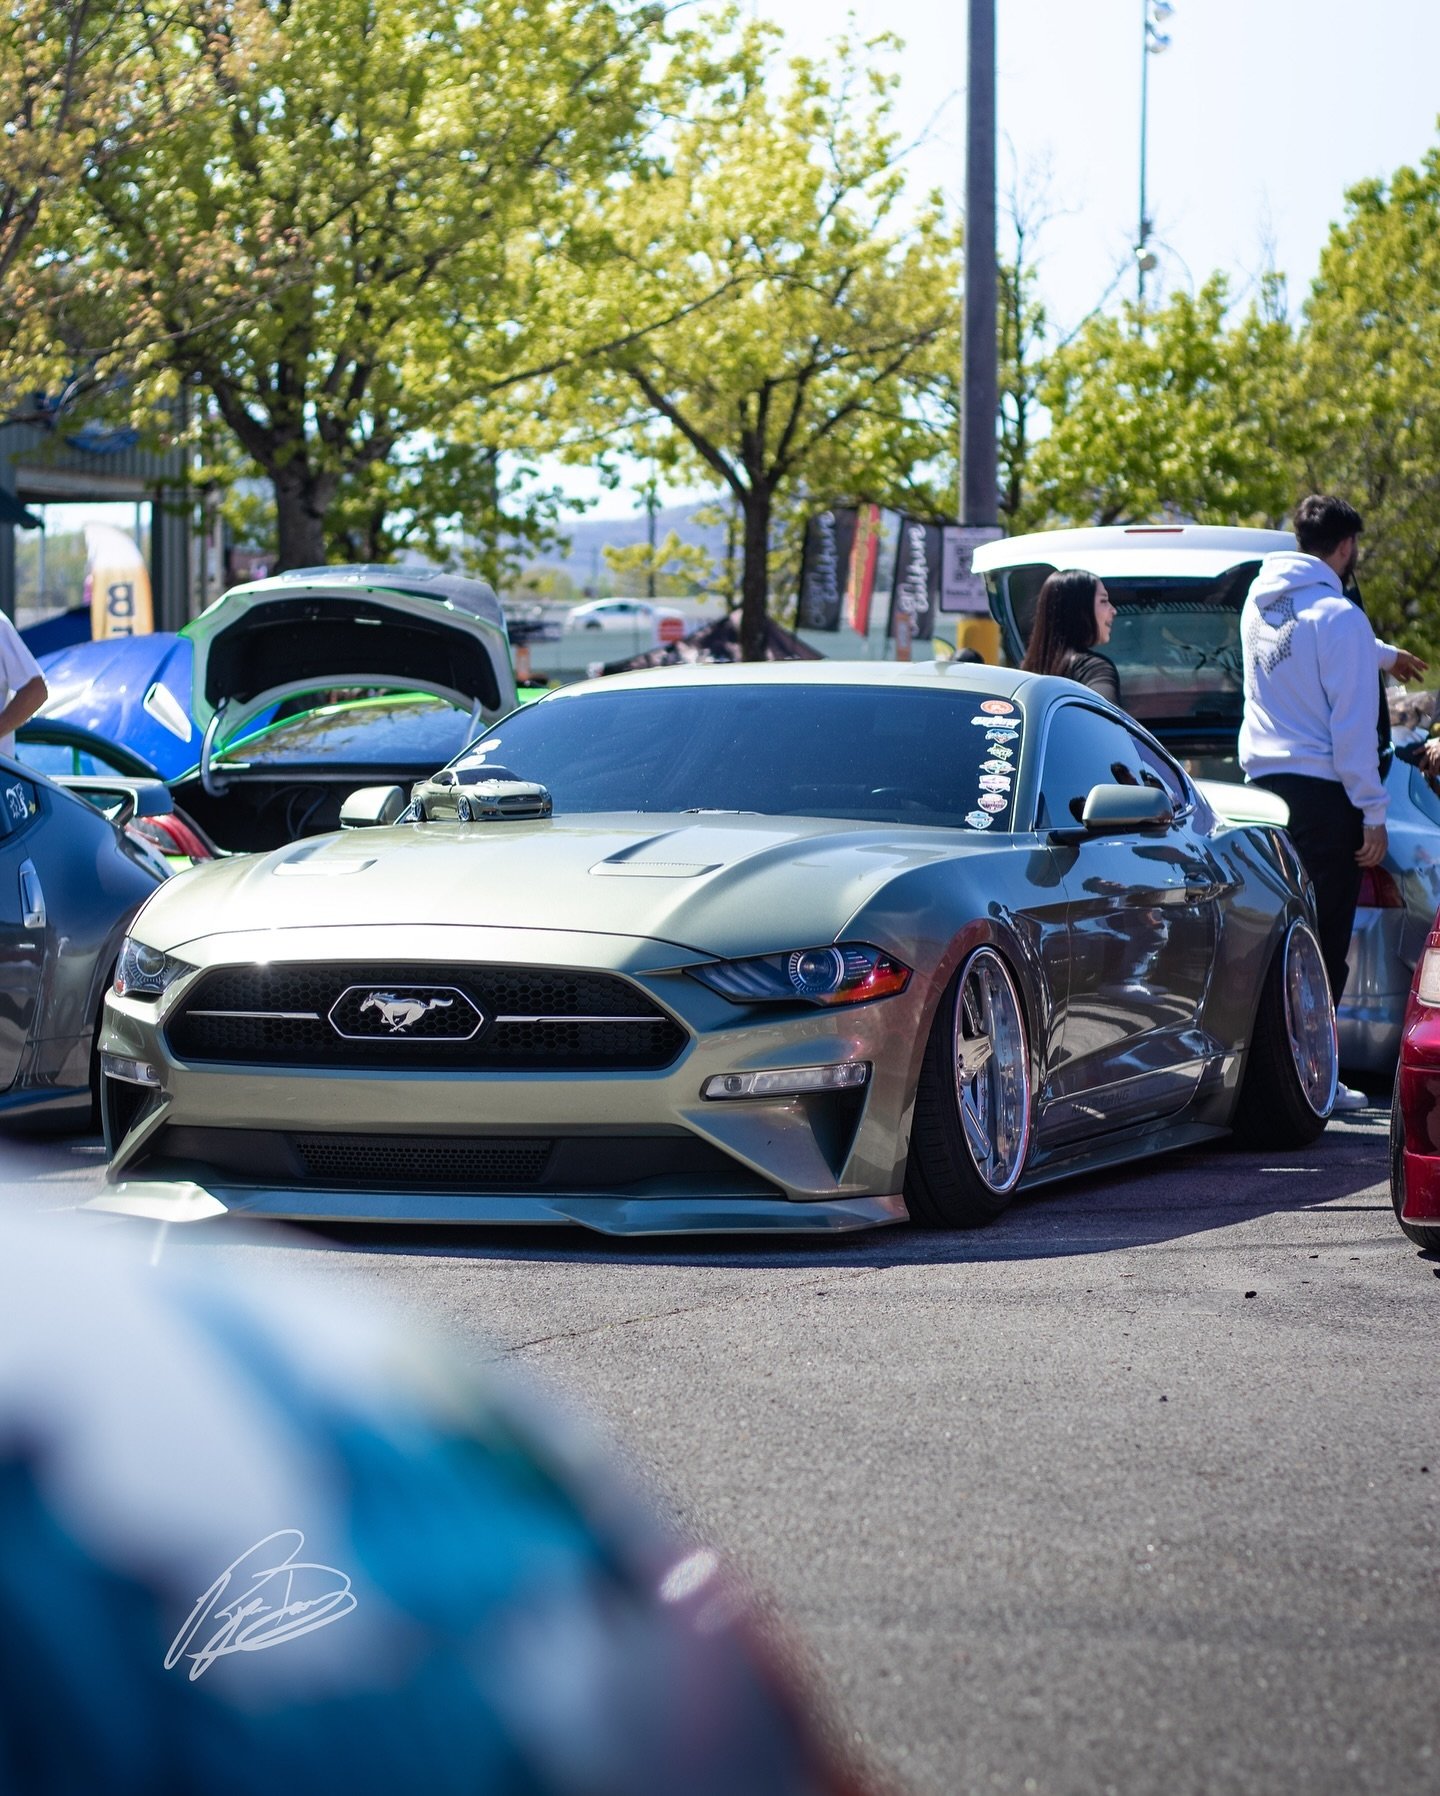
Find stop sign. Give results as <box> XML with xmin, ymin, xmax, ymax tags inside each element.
<box><xmin>657</xmin><ymin>614</ymin><xmax>685</xmax><ymax>643</ymax></box>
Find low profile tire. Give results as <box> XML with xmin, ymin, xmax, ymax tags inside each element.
<box><xmin>1389</xmin><ymin>1068</ymin><xmax>1440</xmax><ymax>1253</ymax></box>
<box><xmin>905</xmin><ymin>946</ymin><xmax>1032</xmax><ymax>1228</ymax></box>
<box><xmin>1233</xmin><ymin>919</ymin><xmax>1336</xmax><ymax>1149</ymax></box>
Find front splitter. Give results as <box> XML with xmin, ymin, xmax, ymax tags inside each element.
<box><xmin>86</xmin><ymin>1180</ymin><xmax>909</xmax><ymax>1236</ymax></box>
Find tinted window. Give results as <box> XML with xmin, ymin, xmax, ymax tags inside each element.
<box><xmin>452</xmin><ymin>684</ymin><xmax>1028</xmax><ymax>832</ymax></box>
<box><xmin>222</xmin><ymin>696</ymin><xmax>474</xmax><ymax>768</ymax></box>
<box><xmin>0</xmin><ymin>771</ymin><xmax>38</xmax><ymax>838</ymax></box>
<box><xmin>1036</xmin><ymin>704</ymin><xmax>1151</xmax><ymax>828</ymax></box>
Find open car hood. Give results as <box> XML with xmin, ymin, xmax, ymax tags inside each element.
<box><xmin>973</xmin><ymin>526</ymin><xmax>1294</xmax><ymax>741</ymax></box>
<box><xmin>187</xmin><ymin>567</ymin><xmax>516</xmax><ymax>744</ymax></box>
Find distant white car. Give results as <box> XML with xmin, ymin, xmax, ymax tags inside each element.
<box><xmin>562</xmin><ymin>600</ymin><xmax>687</xmax><ymax>647</ymax></box>
<box><xmin>973</xmin><ymin>523</ymin><xmax>1437</xmax><ymax>1076</ymax></box>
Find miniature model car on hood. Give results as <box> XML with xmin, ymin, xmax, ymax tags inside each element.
<box><xmin>974</xmin><ymin>524</ymin><xmax>1437</xmax><ymax>1075</ymax></box>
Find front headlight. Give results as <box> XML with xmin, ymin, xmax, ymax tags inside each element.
<box><xmin>687</xmin><ymin>942</ymin><xmax>911</xmax><ymax>1007</ymax></box>
<box><xmin>113</xmin><ymin>936</ymin><xmax>194</xmax><ymax>1001</ymax></box>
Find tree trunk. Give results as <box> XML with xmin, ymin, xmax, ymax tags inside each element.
<box><xmin>272</xmin><ymin>465</ymin><xmax>337</xmax><ymax>571</ymax></box>
<box><xmin>739</xmin><ymin>485</ymin><xmax>771</xmax><ymax>661</ymax></box>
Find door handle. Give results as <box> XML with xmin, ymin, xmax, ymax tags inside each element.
<box><xmin>18</xmin><ymin>858</ymin><xmax>45</xmax><ymax>929</ymax></box>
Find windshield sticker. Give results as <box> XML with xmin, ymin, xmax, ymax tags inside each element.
<box><xmin>979</xmin><ymin>775</ymin><xmax>1010</xmax><ymax>793</ymax></box>
<box><xmin>964</xmin><ymin>809</ymin><xmax>994</xmax><ymax>829</ymax></box>
<box><xmin>980</xmin><ymin>756</ymin><xmax>1012</xmax><ymax>772</ymax></box>
<box><xmin>979</xmin><ymin>700</ymin><xmax>1014</xmax><ymax>715</ymax></box>
<box><xmin>5</xmin><ymin>781</ymin><xmax>30</xmax><ymax>824</ymax></box>
<box><xmin>984</xmin><ymin>728</ymin><xmax>1018</xmax><ymax>743</ymax></box>
<box><xmin>977</xmin><ymin>793</ymin><xmax>1007</xmax><ymax>813</ymax></box>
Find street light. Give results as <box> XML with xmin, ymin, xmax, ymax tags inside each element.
<box><xmin>1136</xmin><ymin>0</ymin><xmax>1175</xmax><ymax>309</ymax></box>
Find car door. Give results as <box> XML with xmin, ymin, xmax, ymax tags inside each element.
<box><xmin>1035</xmin><ymin>702</ymin><xmax>1226</xmax><ymax>1138</ymax></box>
<box><xmin>0</xmin><ymin>765</ymin><xmax>46</xmax><ymax>1091</ymax></box>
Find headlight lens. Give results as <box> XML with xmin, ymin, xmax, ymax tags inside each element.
<box><xmin>688</xmin><ymin>942</ymin><xmax>911</xmax><ymax>1006</ymax></box>
<box><xmin>113</xmin><ymin>936</ymin><xmax>193</xmax><ymax>1000</ymax></box>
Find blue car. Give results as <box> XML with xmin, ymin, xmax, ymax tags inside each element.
<box><xmin>35</xmin><ymin>566</ymin><xmax>518</xmax><ymax>851</ymax></box>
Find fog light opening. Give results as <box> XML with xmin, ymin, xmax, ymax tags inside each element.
<box><xmin>701</xmin><ymin>1061</ymin><xmax>870</xmax><ymax>1100</ymax></box>
<box><xmin>101</xmin><ymin>1053</ymin><xmax>162</xmax><ymax>1089</ymax></box>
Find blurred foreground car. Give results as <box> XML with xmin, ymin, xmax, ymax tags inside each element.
<box><xmin>0</xmin><ymin>755</ymin><xmax>168</xmax><ymax>1128</ymax></box>
<box><xmin>37</xmin><ymin>566</ymin><xmax>517</xmax><ymax>852</ymax></box>
<box><xmin>1388</xmin><ymin>922</ymin><xmax>1440</xmax><ymax>1252</ymax></box>
<box><xmin>96</xmin><ymin>663</ymin><xmax>1335</xmax><ymax>1234</ymax></box>
<box><xmin>0</xmin><ymin>1213</ymin><xmax>870</xmax><ymax>1795</ymax></box>
<box><xmin>975</xmin><ymin>524</ymin><xmax>1439</xmax><ymax>1074</ymax></box>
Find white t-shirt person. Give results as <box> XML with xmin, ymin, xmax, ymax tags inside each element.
<box><xmin>0</xmin><ymin>614</ymin><xmax>46</xmax><ymax>760</ymax></box>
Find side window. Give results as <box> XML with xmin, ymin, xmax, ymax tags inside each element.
<box><xmin>1130</xmin><ymin>733</ymin><xmax>1191</xmax><ymax>815</ymax></box>
<box><xmin>1035</xmin><ymin>705</ymin><xmax>1148</xmax><ymax>828</ymax></box>
<box><xmin>0</xmin><ymin>772</ymin><xmax>37</xmax><ymax>839</ymax></box>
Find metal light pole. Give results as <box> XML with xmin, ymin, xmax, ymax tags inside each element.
<box><xmin>1136</xmin><ymin>0</ymin><xmax>1173</xmax><ymax>309</ymax></box>
<box><xmin>960</xmin><ymin>0</ymin><xmax>997</xmax><ymax>527</ymax></box>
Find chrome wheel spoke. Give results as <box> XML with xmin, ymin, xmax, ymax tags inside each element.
<box><xmin>1282</xmin><ymin>921</ymin><xmax>1338</xmax><ymax>1117</ymax></box>
<box><xmin>952</xmin><ymin>950</ymin><xmax>1031</xmax><ymax>1194</ymax></box>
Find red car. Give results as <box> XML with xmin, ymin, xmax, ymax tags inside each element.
<box><xmin>1389</xmin><ymin>922</ymin><xmax>1440</xmax><ymax>1252</ymax></box>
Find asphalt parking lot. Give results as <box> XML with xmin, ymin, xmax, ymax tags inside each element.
<box><xmin>4</xmin><ymin>1100</ymin><xmax>1436</xmax><ymax>1796</ymax></box>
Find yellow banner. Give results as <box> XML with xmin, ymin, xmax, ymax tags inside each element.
<box><xmin>85</xmin><ymin>522</ymin><xmax>155</xmax><ymax>639</ymax></box>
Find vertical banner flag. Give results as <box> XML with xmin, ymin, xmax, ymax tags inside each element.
<box><xmin>796</xmin><ymin>506</ymin><xmax>858</xmax><ymax>631</ymax></box>
<box><xmin>845</xmin><ymin>503</ymin><xmax>883</xmax><ymax>636</ymax></box>
<box><xmin>85</xmin><ymin>523</ymin><xmax>154</xmax><ymax>639</ymax></box>
<box><xmin>939</xmin><ymin>524</ymin><xmax>1005</xmax><ymax>614</ymax></box>
<box><xmin>889</xmin><ymin>517</ymin><xmax>942</xmax><ymax>653</ymax></box>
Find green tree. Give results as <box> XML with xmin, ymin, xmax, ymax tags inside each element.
<box><xmin>1300</xmin><ymin>148</ymin><xmax>1440</xmax><ymax>642</ymax></box>
<box><xmin>67</xmin><ymin>0</ymin><xmax>660</xmax><ymax>569</ymax></box>
<box><xmin>1027</xmin><ymin>274</ymin><xmax>1303</xmax><ymax>529</ymax></box>
<box><xmin>552</xmin><ymin>17</ymin><xmax>961</xmax><ymax>658</ymax></box>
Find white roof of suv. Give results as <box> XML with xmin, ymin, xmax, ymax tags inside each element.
<box><xmin>972</xmin><ymin>523</ymin><xmax>1294</xmax><ymax>582</ymax></box>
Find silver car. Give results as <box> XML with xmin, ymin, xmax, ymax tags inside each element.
<box><xmin>975</xmin><ymin>524</ymin><xmax>1436</xmax><ymax>1074</ymax></box>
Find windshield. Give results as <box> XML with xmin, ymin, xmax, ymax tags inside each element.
<box><xmin>999</xmin><ymin>563</ymin><xmax>1256</xmax><ymax>728</ymax></box>
<box><xmin>220</xmin><ymin>695</ymin><xmax>475</xmax><ymax>768</ymax></box>
<box><xmin>448</xmin><ymin>683</ymin><xmax>1027</xmax><ymax>832</ymax></box>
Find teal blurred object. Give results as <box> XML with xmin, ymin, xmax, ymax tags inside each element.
<box><xmin>0</xmin><ymin>1217</ymin><xmax>869</xmax><ymax>1796</ymax></box>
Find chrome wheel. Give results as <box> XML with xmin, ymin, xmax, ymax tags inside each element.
<box><xmin>1282</xmin><ymin>920</ymin><xmax>1338</xmax><ymax>1118</ymax></box>
<box><xmin>952</xmin><ymin>948</ymin><xmax>1031</xmax><ymax>1194</ymax></box>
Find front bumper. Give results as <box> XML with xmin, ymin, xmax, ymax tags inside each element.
<box><xmin>92</xmin><ymin>922</ymin><xmax>929</xmax><ymax>1234</ymax></box>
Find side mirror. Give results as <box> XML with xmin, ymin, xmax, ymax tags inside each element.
<box><xmin>62</xmin><ymin>776</ymin><xmax>174</xmax><ymax>823</ymax></box>
<box><xmin>1080</xmin><ymin>782</ymin><xmax>1173</xmax><ymax>832</ymax></box>
<box><xmin>340</xmin><ymin>784</ymin><xmax>407</xmax><ymax>828</ymax></box>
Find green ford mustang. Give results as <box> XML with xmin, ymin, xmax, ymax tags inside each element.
<box><xmin>93</xmin><ymin>661</ymin><xmax>1336</xmax><ymax>1236</ymax></box>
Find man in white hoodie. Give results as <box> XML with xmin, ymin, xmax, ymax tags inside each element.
<box><xmin>1240</xmin><ymin>494</ymin><xmax>1424</xmax><ymax>1108</ymax></box>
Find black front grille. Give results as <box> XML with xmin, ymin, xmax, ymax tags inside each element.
<box><xmin>167</xmin><ymin>962</ymin><xmax>687</xmax><ymax>1070</ymax></box>
<box><xmin>295</xmin><ymin>1134</ymin><xmax>553</xmax><ymax>1187</ymax></box>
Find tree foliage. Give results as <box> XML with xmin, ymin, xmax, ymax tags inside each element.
<box><xmin>62</xmin><ymin>0</ymin><xmax>659</xmax><ymax>568</ymax></box>
<box><xmin>1025</xmin><ymin>274</ymin><xmax>1302</xmax><ymax>530</ymax></box>
<box><xmin>548</xmin><ymin>15</ymin><xmax>961</xmax><ymax>656</ymax></box>
<box><xmin>1300</xmin><ymin>150</ymin><xmax>1440</xmax><ymax>642</ymax></box>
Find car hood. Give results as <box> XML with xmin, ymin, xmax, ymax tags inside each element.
<box><xmin>138</xmin><ymin>812</ymin><xmax>979</xmax><ymax>960</ymax></box>
<box><xmin>187</xmin><ymin>570</ymin><xmax>515</xmax><ymax>741</ymax></box>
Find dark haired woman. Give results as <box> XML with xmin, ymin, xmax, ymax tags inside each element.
<box><xmin>1019</xmin><ymin>568</ymin><xmax>1121</xmax><ymax>705</ymax></box>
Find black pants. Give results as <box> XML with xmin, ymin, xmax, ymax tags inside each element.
<box><xmin>1251</xmin><ymin>773</ymin><xmax>1364</xmax><ymax>999</ymax></box>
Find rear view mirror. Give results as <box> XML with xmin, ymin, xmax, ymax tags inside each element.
<box><xmin>340</xmin><ymin>784</ymin><xmax>407</xmax><ymax>828</ymax></box>
<box><xmin>62</xmin><ymin>776</ymin><xmax>174</xmax><ymax>824</ymax></box>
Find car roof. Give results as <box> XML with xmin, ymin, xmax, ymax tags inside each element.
<box><xmin>536</xmin><ymin>659</ymin><xmax>1032</xmax><ymax>701</ymax></box>
<box><xmin>972</xmin><ymin>523</ymin><xmax>1293</xmax><ymax>580</ymax></box>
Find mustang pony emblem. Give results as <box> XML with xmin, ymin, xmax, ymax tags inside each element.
<box><xmin>360</xmin><ymin>992</ymin><xmax>455</xmax><ymax>1033</ymax></box>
